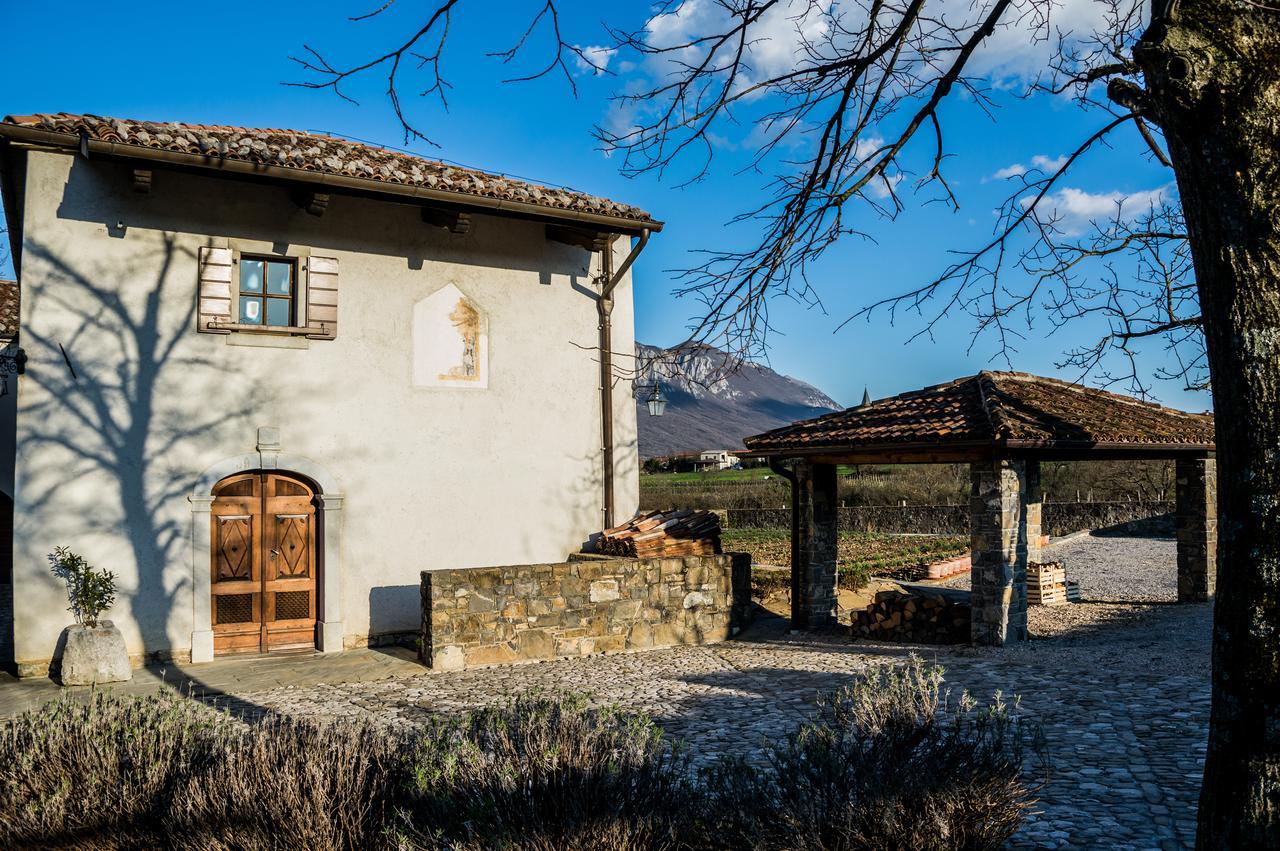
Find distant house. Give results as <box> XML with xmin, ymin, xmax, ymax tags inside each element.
<box><xmin>698</xmin><ymin>450</ymin><xmax>741</xmax><ymax>471</ymax></box>
<box><xmin>0</xmin><ymin>112</ymin><xmax>662</xmax><ymax>675</ymax></box>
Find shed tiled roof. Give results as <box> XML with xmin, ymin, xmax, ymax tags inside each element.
<box><xmin>1</xmin><ymin>113</ymin><xmax>655</xmax><ymax>226</ymax></box>
<box><xmin>0</xmin><ymin>280</ymin><xmax>17</xmax><ymax>340</ymax></box>
<box><xmin>744</xmin><ymin>372</ymin><xmax>1214</xmax><ymax>454</ymax></box>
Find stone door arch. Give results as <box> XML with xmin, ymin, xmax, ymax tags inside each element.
<box><xmin>211</xmin><ymin>471</ymin><xmax>319</xmax><ymax>656</ymax></box>
<box><xmin>189</xmin><ymin>432</ymin><xmax>344</xmax><ymax>663</ymax></box>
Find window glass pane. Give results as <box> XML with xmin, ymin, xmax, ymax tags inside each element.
<box><xmin>240</xmin><ymin>297</ymin><xmax>263</xmax><ymax>325</ymax></box>
<box><xmin>266</xmin><ymin>262</ymin><xmax>291</xmax><ymax>295</ymax></box>
<box><xmin>265</xmin><ymin>298</ymin><xmax>291</xmax><ymax>327</ymax></box>
<box><xmin>240</xmin><ymin>259</ymin><xmax>264</xmax><ymax>293</ymax></box>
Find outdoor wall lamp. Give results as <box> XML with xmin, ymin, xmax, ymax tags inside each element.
<box><xmin>645</xmin><ymin>383</ymin><xmax>667</xmax><ymax>417</ymax></box>
<box><xmin>0</xmin><ymin>345</ymin><xmax>27</xmax><ymax>398</ymax></box>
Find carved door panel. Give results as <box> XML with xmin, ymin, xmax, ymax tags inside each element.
<box><xmin>262</xmin><ymin>474</ymin><xmax>317</xmax><ymax>652</ymax></box>
<box><xmin>211</xmin><ymin>473</ymin><xmax>317</xmax><ymax>656</ymax></box>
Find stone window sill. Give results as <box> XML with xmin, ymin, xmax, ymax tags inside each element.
<box><xmin>206</xmin><ymin>322</ymin><xmax>332</xmax><ymax>339</ymax></box>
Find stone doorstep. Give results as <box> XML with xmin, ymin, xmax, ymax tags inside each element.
<box><xmin>14</xmin><ymin>629</ymin><xmax>419</xmax><ymax>681</ymax></box>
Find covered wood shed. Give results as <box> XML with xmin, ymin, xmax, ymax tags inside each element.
<box><xmin>742</xmin><ymin>371</ymin><xmax>1217</xmax><ymax>645</ymax></box>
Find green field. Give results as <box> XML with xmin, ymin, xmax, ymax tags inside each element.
<box><xmin>640</xmin><ymin>465</ymin><xmax>875</xmax><ymax>484</ymax></box>
<box><xmin>639</xmin><ymin>467</ymin><xmax>778</xmax><ymax>484</ymax></box>
<box><xmin>723</xmin><ymin>528</ymin><xmax>969</xmax><ymax>591</ymax></box>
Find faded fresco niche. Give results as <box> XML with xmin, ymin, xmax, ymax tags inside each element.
<box><xmin>413</xmin><ymin>283</ymin><xmax>489</xmax><ymax>389</ymax></box>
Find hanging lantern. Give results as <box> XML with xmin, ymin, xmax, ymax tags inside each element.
<box><xmin>645</xmin><ymin>383</ymin><xmax>667</xmax><ymax>417</ymax></box>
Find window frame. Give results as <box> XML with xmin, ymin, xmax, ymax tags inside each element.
<box><xmin>208</xmin><ymin>243</ymin><xmax>315</xmax><ymax>337</ymax></box>
<box><xmin>236</xmin><ymin>254</ymin><xmax>297</xmax><ymax>331</ymax></box>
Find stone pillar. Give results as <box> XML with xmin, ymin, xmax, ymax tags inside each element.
<box><xmin>1176</xmin><ymin>456</ymin><xmax>1217</xmax><ymax>602</ymax></box>
<box><xmin>793</xmin><ymin>462</ymin><xmax>838</xmax><ymax>629</ymax></box>
<box><xmin>317</xmin><ymin>492</ymin><xmax>346</xmax><ymax>652</ymax></box>
<box><xmin>1025</xmin><ymin>459</ymin><xmax>1043</xmax><ymax>565</ymax></box>
<box><xmin>188</xmin><ymin>495</ymin><xmax>216</xmax><ymax>664</ymax></box>
<box><xmin>969</xmin><ymin>459</ymin><xmax>1029</xmax><ymax>645</ymax></box>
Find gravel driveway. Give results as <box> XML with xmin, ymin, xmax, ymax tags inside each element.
<box><xmin>238</xmin><ymin>534</ymin><xmax>1210</xmax><ymax>849</ymax></box>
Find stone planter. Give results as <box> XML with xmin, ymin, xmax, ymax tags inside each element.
<box><xmin>59</xmin><ymin>621</ymin><xmax>132</xmax><ymax>685</ymax></box>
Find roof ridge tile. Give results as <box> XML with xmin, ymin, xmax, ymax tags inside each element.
<box><xmin>1</xmin><ymin>112</ymin><xmax>656</xmax><ymax>225</ymax></box>
<box><xmin>744</xmin><ymin>370</ymin><xmax>1214</xmax><ymax>454</ymax></box>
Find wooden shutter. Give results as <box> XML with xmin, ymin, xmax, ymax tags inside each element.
<box><xmin>197</xmin><ymin>246</ymin><xmax>233</xmax><ymax>333</ymax></box>
<box><xmin>305</xmin><ymin>255</ymin><xmax>338</xmax><ymax>340</ymax></box>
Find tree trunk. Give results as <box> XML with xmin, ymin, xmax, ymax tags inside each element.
<box><xmin>1138</xmin><ymin>5</ymin><xmax>1280</xmax><ymax>846</ymax></box>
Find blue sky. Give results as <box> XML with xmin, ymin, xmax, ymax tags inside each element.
<box><xmin>0</xmin><ymin>0</ymin><xmax>1207</xmax><ymax>412</ymax></box>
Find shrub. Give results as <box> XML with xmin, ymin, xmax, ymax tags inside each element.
<box><xmin>0</xmin><ymin>671</ymin><xmax>1037</xmax><ymax>850</ymax></box>
<box><xmin>48</xmin><ymin>547</ymin><xmax>116</xmax><ymax>627</ymax></box>
<box><xmin>697</xmin><ymin>658</ymin><xmax>1038</xmax><ymax>851</ymax></box>
<box><xmin>402</xmin><ymin>692</ymin><xmax>694</xmax><ymax>850</ymax></box>
<box><xmin>0</xmin><ymin>691</ymin><xmax>414</xmax><ymax>850</ymax></box>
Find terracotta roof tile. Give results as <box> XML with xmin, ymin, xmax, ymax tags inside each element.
<box><xmin>0</xmin><ymin>280</ymin><xmax>17</xmax><ymax>340</ymax></box>
<box><xmin>745</xmin><ymin>372</ymin><xmax>1214</xmax><ymax>453</ymax></box>
<box><xmin>2</xmin><ymin>113</ymin><xmax>655</xmax><ymax>226</ymax></box>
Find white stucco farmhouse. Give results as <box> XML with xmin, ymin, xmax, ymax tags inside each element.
<box><xmin>0</xmin><ymin>113</ymin><xmax>660</xmax><ymax>676</ymax></box>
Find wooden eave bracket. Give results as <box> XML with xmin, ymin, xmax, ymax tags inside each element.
<box><xmin>421</xmin><ymin>206</ymin><xmax>472</xmax><ymax>234</ymax></box>
<box><xmin>132</xmin><ymin>168</ymin><xmax>152</xmax><ymax>193</ymax></box>
<box><xmin>295</xmin><ymin>191</ymin><xmax>330</xmax><ymax>217</ymax></box>
<box><xmin>546</xmin><ymin>224</ymin><xmax>612</xmax><ymax>252</ymax></box>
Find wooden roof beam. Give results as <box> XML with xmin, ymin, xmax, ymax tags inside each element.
<box><xmin>421</xmin><ymin>206</ymin><xmax>472</xmax><ymax>234</ymax></box>
<box><xmin>546</xmin><ymin>224</ymin><xmax>611</xmax><ymax>252</ymax></box>
<box><xmin>295</xmin><ymin>190</ymin><xmax>330</xmax><ymax>217</ymax></box>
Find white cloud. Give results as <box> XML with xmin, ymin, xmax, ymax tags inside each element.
<box><xmin>606</xmin><ymin>0</ymin><xmax>1121</xmax><ymax>164</ymax></box>
<box><xmin>574</xmin><ymin>45</ymin><xmax>617</xmax><ymax>76</ymax></box>
<box><xmin>990</xmin><ymin>153</ymin><xmax>1070</xmax><ymax>181</ymax></box>
<box><xmin>960</xmin><ymin>0</ymin><xmax>1116</xmax><ymax>84</ymax></box>
<box><xmin>643</xmin><ymin>0</ymin><xmax>835</xmax><ymax>91</ymax></box>
<box><xmin>869</xmin><ymin>172</ymin><xmax>905</xmax><ymax>200</ymax></box>
<box><xmin>1031</xmin><ymin>154</ymin><xmax>1069</xmax><ymax>171</ymax></box>
<box><xmin>632</xmin><ymin>0</ymin><xmax>1116</xmax><ymax>94</ymax></box>
<box><xmin>1024</xmin><ymin>183</ymin><xmax>1175</xmax><ymax>235</ymax></box>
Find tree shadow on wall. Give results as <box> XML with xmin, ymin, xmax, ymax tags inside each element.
<box><xmin>17</xmin><ymin>234</ymin><xmax>260</xmax><ymax>670</ymax></box>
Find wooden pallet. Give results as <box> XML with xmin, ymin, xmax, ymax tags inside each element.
<box><xmin>1065</xmin><ymin>580</ymin><xmax>1082</xmax><ymax>602</ymax></box>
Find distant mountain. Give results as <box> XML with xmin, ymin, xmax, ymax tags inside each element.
<box><xmin>634</xmin><ymin>342</ymin><xmax>842</xmax><ymax>458</ymax></box>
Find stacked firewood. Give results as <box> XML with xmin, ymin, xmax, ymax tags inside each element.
<box><xmin>596</xmin><ymin>509</ymin><xmax>722</xmax><ymax>558</ymax></box>
<box><xmin>851</xmin><ymin>585</ymin><xmax>971</xmax><ymax>644</ymax></box>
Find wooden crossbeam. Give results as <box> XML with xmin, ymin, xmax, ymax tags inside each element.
<box><xmin>546</xmin><ymin>224</ymin><xmax>612</xmax><ymax>252</ymax></box>
<box><xmin>296</xmin><ymin>191</ymin><xmax>330</xmax><ymax>217</ymax></box>
<box><xmin>421</xmin><ymin>206</ymin><xmax>472</xmax><ymax>234</ymax></box>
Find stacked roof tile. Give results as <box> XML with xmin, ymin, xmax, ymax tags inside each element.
<box><xmin>745</xmin><ymin>372</ymin><xmax>1214</xmax><ymax>453</ymax></box>
<box><xmin>1</xmin><ymin>113</ymin><xmax>655</xmax><ymax>225</ymax></box>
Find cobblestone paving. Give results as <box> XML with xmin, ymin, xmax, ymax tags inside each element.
<box><xmin>240</xmin><ymin>537</ymin><xmax>1210</xmax><ymax>850</ymax></box>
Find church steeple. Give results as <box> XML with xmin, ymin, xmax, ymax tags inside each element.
<box><xmin>860</xmin><ymin>387</ymin><xmax>871</xmax><ymax>407</ymax></box>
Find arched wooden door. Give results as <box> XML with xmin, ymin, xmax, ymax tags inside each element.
<box><xmin>211</xmin><ymin>472</ymin><xmax>318</xmax><ymax>656</ymax></box>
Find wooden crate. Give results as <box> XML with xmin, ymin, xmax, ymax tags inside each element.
<box><xmin>1065</xmin><ymin>580</ymin><xmax>1082</xmax><ymax>602</ymax></box>
<box><xmin>1028</xmin><ymin>564</ymin><xmax>1066</xmax><ymax>585</ymax></box>
<box><xmin>1029</xmin><ymin>586</ymin><xmax>1068</xmax><ymax>606</ymax></box>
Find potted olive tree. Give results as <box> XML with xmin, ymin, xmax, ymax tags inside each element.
<box><xmin>49</xmin><ymin>547</ymin><xmax>131</xmax><ymax>685</ymax></box>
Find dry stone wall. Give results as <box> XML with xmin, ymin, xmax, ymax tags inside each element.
<box><xmin>421</xmin><ymin>553</ymin><xmax>752</xmax><ymax>670</ymax></box>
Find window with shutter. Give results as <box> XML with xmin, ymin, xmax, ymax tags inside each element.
<box><xmin>196</xmin><ymin>248</ymin><xmax>338</xmax><ymax>340</ymax></box>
